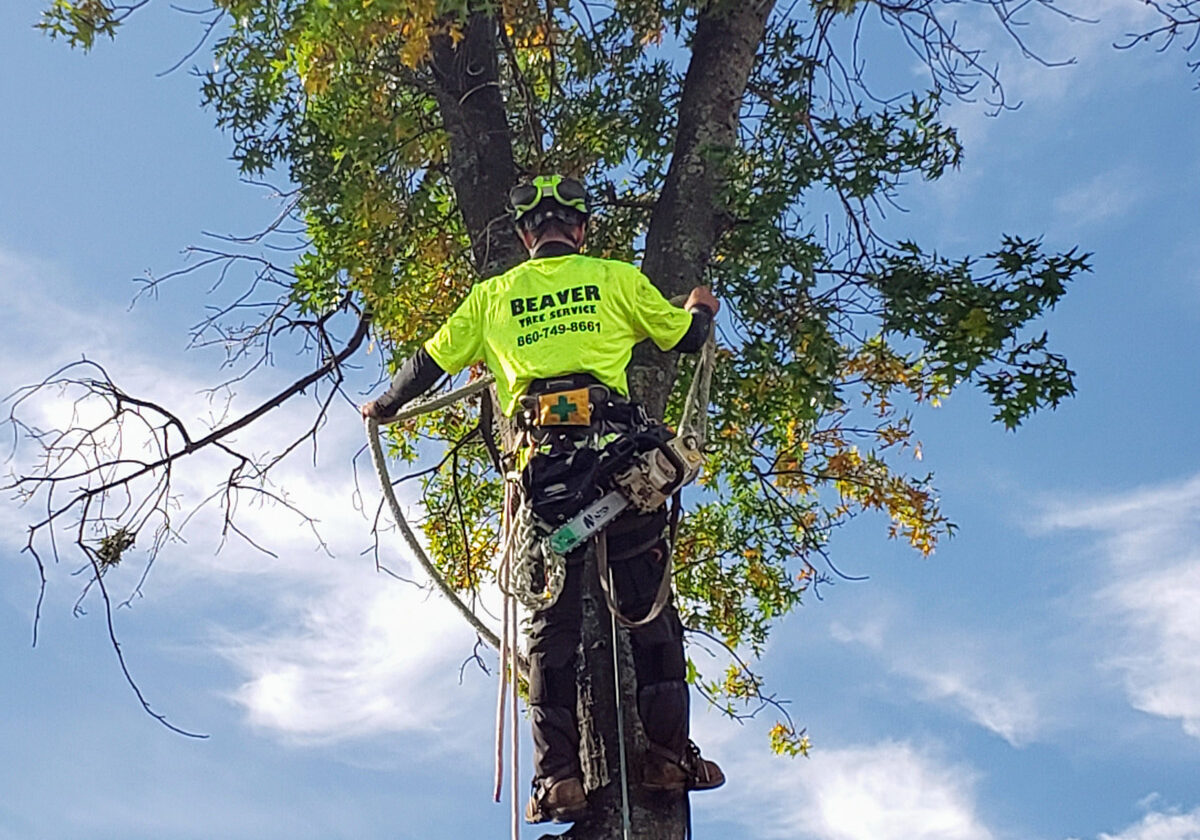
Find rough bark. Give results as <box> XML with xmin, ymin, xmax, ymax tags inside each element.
<box><xmin>632</xmin><ymin>0</ymin><xmax>775</xmax><ymax>418</ymax></box>
<box><xmin>429</xmin><ymin>14</ymin><xmax>526</xmax><ymax>279</ymax></box>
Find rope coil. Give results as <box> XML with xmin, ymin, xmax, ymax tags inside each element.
<box><xmin>506</xmin><ymin>489</ymin><xmax>568</xmax><ymax>613</ymax></box>
<box><xmin>364</xmin><ymin>375</ymin><xmax>503</xmax><ymax>651</ymax></box>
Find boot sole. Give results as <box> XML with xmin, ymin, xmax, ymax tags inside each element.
<box><xmin>525</xmin><ymin>803</ymin><xmax>588</xmax><ymax>825</ymax></box>
<box><xmin>641</xmin><ymin>778</ymin><xmax>725</xmax><ymax>793</ymax></box>
<box><xmin>641</xmin><ymin>781</ymin><xmax>687</xmax><ymax>793</ymax></box>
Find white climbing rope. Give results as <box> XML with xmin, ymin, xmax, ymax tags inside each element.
<box><xmin>493</xmin><ymin>565</ymin><xmax>510</xmax><ymax>804</ymax></box>
<box><xmin>365</xmin><ymin>379</ymin><xmax>502</xmax><ymax>650</ymax></box>
<box><xmin>610</xmin><ymin>562</ymin><xmax>634</xmax><ymax>840</ymax></box>
<box><xmin>493</xmin><ymin>479</ymin><xmax>522</xmax><ymax>840</ymax></box>
<box><xmin>364</xmin><ymin>375</ymin><xmax>532</xmax><ymax>839</ymax></box>
<box><xmin>508</xmin><ymin>588</ymin><xmax>520</xmax><ymax>840</ymax></box>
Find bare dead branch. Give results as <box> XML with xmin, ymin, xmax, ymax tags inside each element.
<box><xmin>4</xmin><ymin>307</ymin><xmax>369</xmax><ymax>735</ymax></box>
<box><xmin>1115</xmin><ymin>0</ymin><xmax>1200</xmax><ymax>67</ymax></box>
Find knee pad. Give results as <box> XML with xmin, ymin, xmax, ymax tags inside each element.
<box><xmin>637</xmin><ymin>680</ymin><xmax>688</xmax><ymax>752</ymax></box>
<box><xmin>633</xmin><ymin>639</ymin><xmax>687</xmax><ymax>688</ymax></box>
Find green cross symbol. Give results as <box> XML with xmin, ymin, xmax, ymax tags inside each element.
<box><xmin>549</xmin><ymin>395</ymin><xmax>578</xmax><ymax>421</ymax></box>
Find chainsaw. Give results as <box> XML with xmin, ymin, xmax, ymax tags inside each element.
<box><xmin>547</xmin><ymin>431</ymin><xmax>704</xmax><ymax>556</ymax></box>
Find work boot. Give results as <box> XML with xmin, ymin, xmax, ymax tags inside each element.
<box><xmin>641</xmin><ymin>741</ymin><xmax>725</xmax><ymax>792</ymax></box>
<box><xmin>525</xmin><ymin>777</ymin><xmax>588</xmax><ymax>824</ymax></box>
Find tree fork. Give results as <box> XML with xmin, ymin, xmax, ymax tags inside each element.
<box><xmin>425</xmin><ymin>7</ymin><xmax>777</xmax><ymax>835</ymax></box>
<box><xmin>633</xmin><ymin>0</ymin><xmax>775</xmax><ymax>418</ymax></box>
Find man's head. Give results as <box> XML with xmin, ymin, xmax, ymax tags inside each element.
<box><xmin>509</xmin><ymin>175</ymin><xmax>590</xmax><ymax>256</ymax></box>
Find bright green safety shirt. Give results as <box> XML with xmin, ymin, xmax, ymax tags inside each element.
<box><xmin>424</xmin><ymin>254</ymin><xmax>691</xmax><ymax>416</ymax></box>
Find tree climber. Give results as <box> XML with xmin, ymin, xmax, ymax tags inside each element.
<box><xmin>361</xmin><ymin>175</ymin><xmax>724</xmax><ymax>825</ymax></box>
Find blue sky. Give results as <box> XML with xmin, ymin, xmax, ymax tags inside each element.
<box><xmin>2</xmin><ymin>2</ymin><xmax>1199</xmax><ymax>840</ymax></box>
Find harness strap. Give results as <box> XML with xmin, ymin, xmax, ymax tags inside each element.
<box><xmin>595</xmin><ymin>519</ymin><xmax>675</xmax><ymax>630</ymax></box>
<box><xmin>594</xmin><ymin>325</ymin><xmax>709</xmax><ymax>628</ymax></box>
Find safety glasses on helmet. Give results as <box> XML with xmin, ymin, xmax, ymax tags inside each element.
<box><xmin>510</xmin><ymin>175</ymin><xmax>589</xmax><ymax>221</ymax></box>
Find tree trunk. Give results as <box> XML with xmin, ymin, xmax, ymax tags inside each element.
<box><xmin>428</xmin><ymin>14</ymin><xmax>526</xmax><ymax>279</ymax></box>
<box><xmin>632</xmin><ymin>0</ymin><xmax>775</xmax><ymax>418</ymax></box>
<box><xmin>433</xmin><ymin>6</ymin><xmax>773</xmax><ymax>836</ymax></box>
<box><xmin>530</xmin><ymin>543</ymin><xmax>689</xmax><ymax>840</ymax></box>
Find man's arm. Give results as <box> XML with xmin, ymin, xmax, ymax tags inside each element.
<box><xmin>362</xmin><ymin>282</ymin><xmax>487</xmax><ymax>419</ymax></box>
<box><xmin>670</xmin><ymin>286</ymin><xmax>720</xmax><ymax>354</ymax></box>
<box><xmin>361</xmin><ymin>347</ymin><xmax>447</xmax><ymax>419</ymax></box>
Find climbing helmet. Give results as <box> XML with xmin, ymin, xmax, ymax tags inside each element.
<box><xmin>509</xmin><ymin>175</ymin><xmax>590</xmax><ymax>229</ymax></box>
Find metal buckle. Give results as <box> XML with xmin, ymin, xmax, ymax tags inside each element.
<box><xmin>536</xmin><ymin>387</ymin><xmax>592</xmax><ymax>426</ymax></box>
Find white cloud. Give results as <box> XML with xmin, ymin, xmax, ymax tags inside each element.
<box><xmin>830</xmin><ymin>617</ymin><xmax>1041</xmax><ymax>746</ymax></box>
<box><xmin>1053</xmin><ymin>165</ymin><xmax>1146</xmax><ymax>229</ymax></box>
<box><xmin>221</xmin><ymin>569</ymin><xmax>488</xmax><ymax>742</ymax></box>
<box><xmin>828</xmin><ymin>615</ymin><xmax>888</xmax><ymax>649</ymax></box>
<box><xmin>1102</xmin><ymin>562</ymin><xmax>1200</xmax><ymax>737</ymax></box>
<box><xmin>162</xmin><ymin>456</ymin><xmax>500</xmax><ymax>743</ymax></box>
<box><xmin>1041</xmin><ymin>475</ymin><xmax>1200</xmax><ymax>739</ymax></box>
<box><xmin>907</xmin><ymin>668</ymin><xmax>1039</xmax><ymax>747</ymax></box>
<box><xmin>0</xmin><ymin>247</ymin><xmax>119</xmax><ymax>364</ymax></box>
<box><xmin>0</xmin><ymin>243</ymin><xmax>501</xmax><ymax>745</ymax></box>
<box><xmin>1089</xmin><ymin>806</ymin><xmax>1200</xmax><ymax>840</ymax></box>
<box><xmin>699</xmin><ymin>733</ymin><xmax>992</xmax><ymax>840</ymax></box>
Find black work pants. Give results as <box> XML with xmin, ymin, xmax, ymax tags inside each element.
<box><xmin>527</xmin><ymin>505</ymin><xmax>689</xmax><ymax>786</ymax></box>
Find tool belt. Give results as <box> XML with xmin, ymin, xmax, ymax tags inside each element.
<box><xmin>516</xmin><ymin>373</ymin><xmax>647</xmax><ymax>436</ymax></box>
<box><xmin>516</xmin><ymin>374</ymin><xmax>654</xmax><ymax>540</ymax></box>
